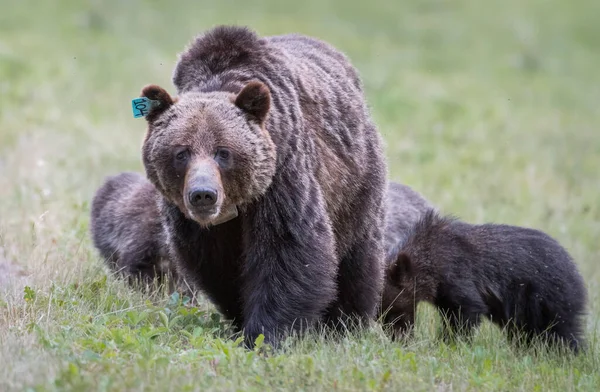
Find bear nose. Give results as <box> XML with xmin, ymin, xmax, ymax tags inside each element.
<box><xmin>189</xmin><ymin>188</ymin><xmax>218</xmax><ymax>207</ymax></box>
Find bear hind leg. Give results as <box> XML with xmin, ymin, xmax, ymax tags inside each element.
<box><xmin>324</xmin><ymin>235</ymin><xmax>384</xmax><ymax>333</ymax></box>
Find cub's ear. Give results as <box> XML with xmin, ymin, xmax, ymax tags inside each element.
<box><xmin>234</xmin><ymin>81</ymin><xmax>271</xmax><ymax>124</ymax></box>
<box><xmin>389</xmin><ymin>253</ymin><xmax>413</xmax><ymax>283</ymax></box>
<box><xmin>139</xmin><ymin>84</ymin><xmax>176</xmax><ymax>120</ymax></box>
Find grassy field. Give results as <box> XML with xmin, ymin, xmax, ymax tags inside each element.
<box><xmin>1</xmin><ymin>0</ymin><xmax>599</xmax><ymax>390</ymax></box>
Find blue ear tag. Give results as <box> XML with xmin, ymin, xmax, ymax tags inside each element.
<box><xmin>131</xmin><ymin>97</ymin><xmax>161</xmax><ymax>118</ymax></box>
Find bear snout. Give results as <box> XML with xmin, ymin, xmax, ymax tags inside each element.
<box><xmin>183</xmin><ymin>159</ymin><xmax>224</xmax><ymax>218</ymax></box>
<box><xmin>183</xmin><ymin>164</ymin><xmax>226</xmax><ymax>226</ymax></box>
<box><xmin>188</xmin><ymin>187</ymin><xmax>218</xmax><ymax>208</ymax></box>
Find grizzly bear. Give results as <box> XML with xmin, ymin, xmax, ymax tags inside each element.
<box><xmin>381</xmin><ymin>210</ymin><xmax>588</xmax><ymax>352</ymax></box>
<box><xmin>138</xmin><ymin>26</ymin><xmax>387</xmax><ymax>346</ymax></box>
<box><xmin>90</xmin><ymin>172</ymin><xmax>176</xmax><ymax>289</ymax></box>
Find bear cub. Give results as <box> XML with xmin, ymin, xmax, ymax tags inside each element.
<box><xmin>382</xmin><ymin>210</ymin><xmax>587</xmax><ymax>352</ymax></box>
<box><xmin>90</xmin><ymin>172</ymin><xmax>177</xmax><ymax>289</ymax></box>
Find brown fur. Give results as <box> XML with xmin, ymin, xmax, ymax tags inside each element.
<box><xmin>382</xmin><ymin>210</ymin><xmax>588</xmax><ymax>352</ymax></box>
<box><xmin>140</xmin><ymin>26</ymin><xmax>387</xmax><ymax>347</ymax></box>
<box><xmin>90</xmin><ymin>172</ymin><xmax>176</xmax><ymax>289</ymax></box>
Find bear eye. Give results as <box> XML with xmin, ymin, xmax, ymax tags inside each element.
<box><xmin>215</xmin><ymin>148</ymin><xmax>230</xmax><ymax>161</ymax></box>
<box><xmin>214</xmin><ymin>147</ymin><xmax>233</xmax><ymax>169</ymax></box>
<box><xmin>175</xmin><ymin>149</ymin><xmax>189</xmax><ymax>161</ymax></box>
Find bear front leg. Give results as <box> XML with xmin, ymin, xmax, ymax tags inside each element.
<box><xmin>240</xmin><ymin>185</ymin><xmax>338</xmax><ymax>348</ymax></box>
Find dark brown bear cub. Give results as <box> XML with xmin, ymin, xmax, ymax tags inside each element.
<box><xmin>90</xmin><ymin>172</ymin><xmax>175</xmax><ymax>288</ymax></box>
<box><xmin>139</xmin><ymin>26</ymin><xmax>387</xmax><ymax>347</ymax></box>
<box><xmin>382</xmin><ymin>210</ymin><xmax>587</xmax><ymax>352</ymax></box>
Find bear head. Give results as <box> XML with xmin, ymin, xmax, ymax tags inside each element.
<box><xmin>139</xmin><ymin>81</ymin><xmax>277</xmax><ymax>227</ymax></box>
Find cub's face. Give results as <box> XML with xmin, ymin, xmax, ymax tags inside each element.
<box><xmin>140</xmin><ymin>82</ymin><xmax>277</xmax><ymax>227</ymax></box>
<box><xmin>381</xmin><ymin>252</ymin><xmax>417</xmax><ymax>340</ymax></box>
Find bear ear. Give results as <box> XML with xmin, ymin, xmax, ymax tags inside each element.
<box><xmin>139</xmin><ymin>84</ymin><xmax>176</xmax><ymax>120</ymax></box>
<box><xmin>234</xmin><ymin>81</ymin><xmax>271</xmax><ymax>124</ymax></box>
<box><xmin>389</xmin><ymin>253</ymin><xmax>413</xmax><ymax>282</ymax></box>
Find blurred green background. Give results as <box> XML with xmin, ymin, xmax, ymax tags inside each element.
<box><xmin>1</xmin><ymin>0</ymin><xmax>599</xmax><ymax>390</ymax></box>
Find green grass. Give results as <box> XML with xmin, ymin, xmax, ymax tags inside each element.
<box><xmin>1</xmin><ymin>0</ymin><xmax>599</xmax><ymax>390</ymax></box>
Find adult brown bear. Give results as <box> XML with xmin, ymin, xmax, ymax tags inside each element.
<box><xmin>139</xmin><ymin>26</ymin><xmax>387</xmax><ymax>347</ymax></box>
